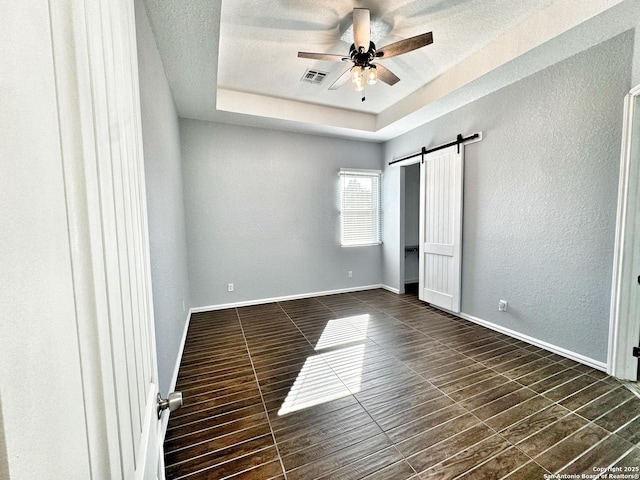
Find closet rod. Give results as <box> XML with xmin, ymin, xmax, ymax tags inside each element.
<box><xmin>388</xmin><ymin>132</ymin><xmax>480</xmax><ymax>165</ymax></box>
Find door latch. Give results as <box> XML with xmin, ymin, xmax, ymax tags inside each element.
<box><xmin>157</xmin><ymin>391</ymin><xmax>183</xmax><ymax>419</ymax></box>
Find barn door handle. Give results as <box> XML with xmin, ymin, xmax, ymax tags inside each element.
<box><xmin>157</xmin><ymin>391</ymin><xmax>182</xmax><ymax>419</ymax></box>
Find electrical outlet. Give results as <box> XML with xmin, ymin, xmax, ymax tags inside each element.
<box><xmin>227</xmin><ymin>283</ymin><xmax>234</xmax><ymax>292</ymax></box>
<box><xmin>498</xmin><ymin>300</ymin><xmax>508</xmax><ymax>312</ymax></box>
<box><xmin>348</xmin><ymin>271</ymin><xmax>353</xmax><ymax>278</ymax></box>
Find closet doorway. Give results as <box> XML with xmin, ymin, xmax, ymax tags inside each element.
<box><xmin>402</xmin><ymin>163</ymin><xmax>421</xmax><ymax>296</ymax></box>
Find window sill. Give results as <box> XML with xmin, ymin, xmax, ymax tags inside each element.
<box><xmin>341</xmin><ymin>242</ymin><xmax>383</xmax><ymax>248</ymax></box>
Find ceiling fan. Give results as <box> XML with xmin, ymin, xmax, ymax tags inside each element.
<box><xmin>298</xmin><ymin>8</ymin><xmax>433</xmax><ymax>101</ymax></box>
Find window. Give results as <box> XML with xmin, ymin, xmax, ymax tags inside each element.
<box><xmin>339</xmin><ymin>169</ymin><xmax>381</xmax><ymax>246</ymax></box>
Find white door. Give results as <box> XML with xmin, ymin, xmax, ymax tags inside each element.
<box><xmin>49</xmin><ymin>0</ymin><xmax>163</xmax><ymax>477</ymax></box>
<box><xmin>419</xmin><ymin>145</ymin><xmax>464</xmax><ymax>312</ymax></box>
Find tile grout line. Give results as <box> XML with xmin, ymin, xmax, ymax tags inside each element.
<box><xmin>495</xmin><ymin>459</ymin><xmax>550</xmax><ymax>480</ymax></box>
<box><xmin>171</xmin><ymin>445</ymin><xmax>275</xmax><ymax>480</ymax></box>
<box><xmin>235</xmin><ymin>307</ymin><xmax>289</xmax><ymax>480</ymax></box>
<box><xmin>449</xmin><ymin>446</ymin><xmax>538</xmax><ymax>480</ymax></box>
<box><xmin>611</xmin><ymin>411</ymin><xmax>640</xmax><ymax>436</ymax></box>
<box><xmin>621</xmin><ymin>380</ymin><xmax>640</xmax><ymax>399</ymax></box>
<box><xmin>164</xmin><ymin>418</ymin><xmax>269</xmax><ymax>458</ymax></box>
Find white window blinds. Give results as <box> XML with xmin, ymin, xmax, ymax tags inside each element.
<box><xmin>339</xmin><ymin>169</ymin><xmax>382</xmax><ymax>246</ymax></box>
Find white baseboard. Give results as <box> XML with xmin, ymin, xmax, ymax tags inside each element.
<box><xmin>457</xmin><ymin>311</ymin><xmax>608</xmax><ymax>372</ymax></box>
<box><xmin>160</xmin><ymin>308</ymin><xmax>192</xmax><ymax>441</ymax></box>
<box><xmin>381</xmin><ymin>284</ymin><xmax>400</xmax><ymax>294</ymax></box>
<box><xmin>191</xmin><ymin>284</ymin><xmax>388</xmax><ymax>312</ymax></box>
<box><xmin>169</xmin><ymin>308</ymin><xmax>192</xmax><ymax>393</ymax></box>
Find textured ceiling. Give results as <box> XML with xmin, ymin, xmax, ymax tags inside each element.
<box><xmin>218</xmin><ymin>0</ymin><xmax>553</xmax><ymax>113</ymax></box>
<box><xmin>142</xmin><ymin>0</ymin><xmax>637</xmax><ymax>141</ymax></box>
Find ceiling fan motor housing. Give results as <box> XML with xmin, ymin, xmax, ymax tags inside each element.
<box><xmin>349</xmin><ymin>42</ymin><xmax>376</xmax><ymax>68</ymax></box>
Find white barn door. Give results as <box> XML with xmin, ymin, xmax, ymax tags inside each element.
<box><xmin>419</xmin><ymin>145</ymin><xmax>464</xmax><ymax>312</ymax></box>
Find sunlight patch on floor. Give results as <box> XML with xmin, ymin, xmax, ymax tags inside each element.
<box><xmin>278</xmin><ymin>315</ymin><xmax>369</xmax><ymax>416</ymax></box>
<box><xmin>314</xmin><ymin>314</ymin><xmax>369</xmax><ymax>350</ymax></box>
<box><xmin>320</xmin><ymin>344</ymin><xmax>366</xmax><ymax>393</ymax></box>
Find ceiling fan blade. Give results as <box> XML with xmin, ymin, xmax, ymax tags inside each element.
<box><xmin>329</xmin><ymin>68</ymin><xmax>353</xmax><ymax>90</ymax></box>
<box><xmin>352</xmin><ymin>8</ymin><xmax>370</xmax><ymax>51</ymax></box>
<box><xmin>375</xmin><ymin>64</ymin><xmax>400</xmax><ymax>86</ymax></box>
<box><xmin>376</xmin><ymin>32</ymin><xmax>433</xmax><ymax>59</ymax></box>
<box><xmin>298</xmin><ymin>52</ymin><xmax>349</xmax><ymax>62</ymax></box>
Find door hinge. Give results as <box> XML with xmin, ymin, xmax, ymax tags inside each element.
<box><xmin>633</xmin><ymin>347</ymin><xmax>640</xmax><ymax>358</ymax></box>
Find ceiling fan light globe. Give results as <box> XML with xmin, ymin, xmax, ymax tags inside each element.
<box><xmin>351</xmin><ymin>66</ymin><xmax>364</xmax><ymax>84</ymax></box>
<box><xmin>367</xmin><ymin>66</ymin><xmax>377</xmax><ymax>85</ymax></box>
<box><xmin>354</xmin><ymin>74</ymin><xmax>365</xmax><ymax>91</ymax></box>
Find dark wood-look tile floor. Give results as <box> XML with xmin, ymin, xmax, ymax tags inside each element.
<box><xmin>164</xmin><ymin>289</ymin><xmax>640</xmax><ymax>479</ymax></box>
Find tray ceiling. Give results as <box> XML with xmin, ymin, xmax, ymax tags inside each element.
<box><xmin>142</xmin><ymin>0</ymin><xmax>636</xmax><ymax>141</ymax></box>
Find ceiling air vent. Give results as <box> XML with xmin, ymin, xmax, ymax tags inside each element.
<box><xmin>301</xmin><ymin>69</ymin><xmax>328</xmax><ymax>85</ymax></box>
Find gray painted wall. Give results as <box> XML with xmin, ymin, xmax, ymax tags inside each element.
<box><xmin>180</xmin><ymin>119</ymin><xmax>384</xmax><ymax>308</ymax></box>
<box><xmin>633</xmin><ymin>26</ymin><xmax>640</xmax><ymax>86</ymax></box>
<box><xmin>383</xmin><ymin>31</ymin><xmax>633</xmax><ymax>364</ymax></box>
<box><xmin>136</xmin><ymin>0</ymin><xmax>191</xmax><ymax>395</ymax></box>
